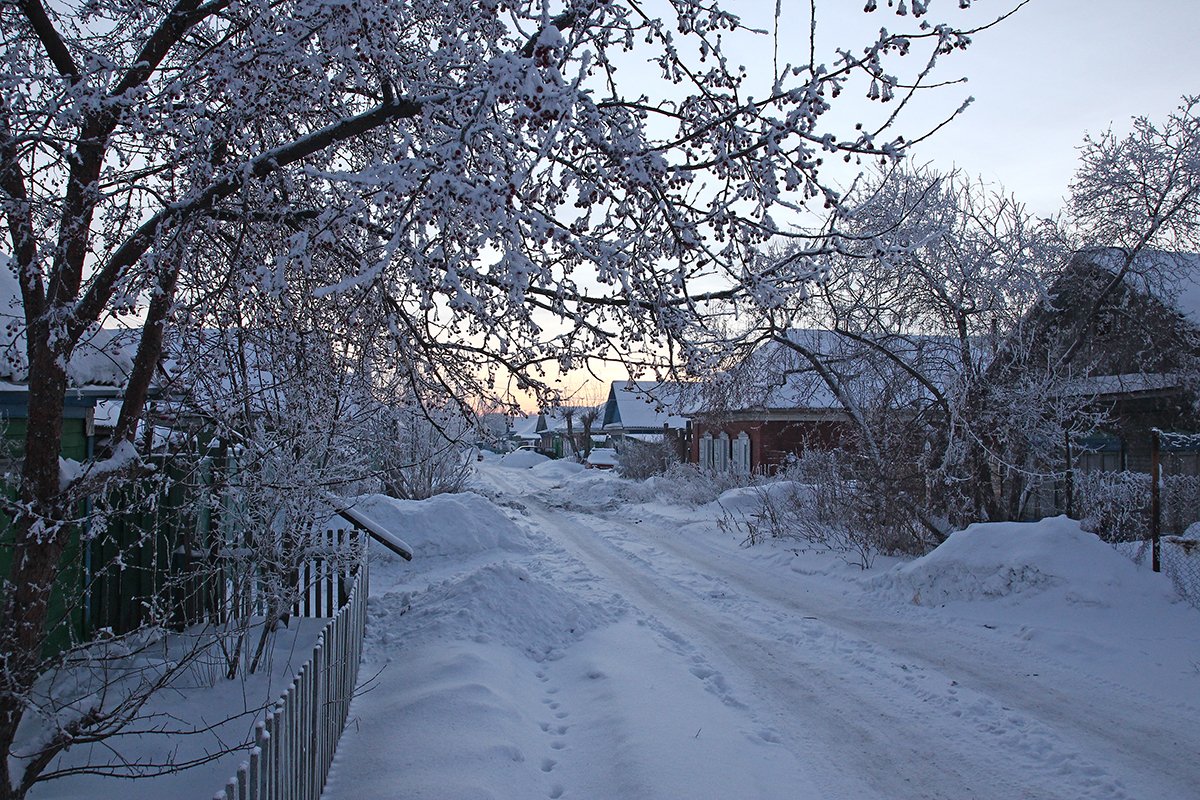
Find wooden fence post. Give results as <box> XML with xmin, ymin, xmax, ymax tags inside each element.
<box><xmin>1151</xmin><ymin>429</ymin><xmax>1161</xmax><ymax>573</ymax></box>
<box><xmin>1064</xmin><ymin>429</ymin><xmax>1074</xmax><ymax>518</ymax></box>
<box><xmin>262</xmin><ymin>714</ymin><xmax>274</xmax><ymax>800</ymax></box>
<box><xmin>248</xmin><ymin>747</ymin><xmax>260</xmax><ymax>800</ymax></box>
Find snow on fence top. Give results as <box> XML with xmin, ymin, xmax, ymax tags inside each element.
<box><xmin>1155</xmin><ymin>430</ymin><xmax>1200</xmax><ymax>452</ymax></box>
<box><xmin>329</xmin><ymin>500</ymin><xmax>414</xmax><ymax>560</ymax></box>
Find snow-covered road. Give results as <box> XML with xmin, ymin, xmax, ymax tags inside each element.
<box><xmin>322</xmin><ymin>458</ymin><xmax>1200</xmax><ymax>800</ymax></box>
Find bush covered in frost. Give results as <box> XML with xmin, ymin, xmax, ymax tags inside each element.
<box><xmin>717</xmin><ymin>451</ymin><xmax>930</xmax><ymax>568</ymax></box>
<box><xmin>616</xmin><ymin>440</ymin><xmax>680</xmax><ymax>480</ymax></box>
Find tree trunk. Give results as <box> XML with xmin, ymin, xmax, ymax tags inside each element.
<box><xmin>111</xmin><ymin>260</ymin><xmax>179</xmax><ymax>449</ymax></box>
<box><xmin>0</xmin><ymin>328</ymin><xmax>71</xmax><ymax>799</ymax></box>
<box><xmin>581</xmin><ymin>419</ymin><xmax>594</xmax><ymax>457</ymax></box>
<box><xmin>564</xmin><ymin>414</ymin><xmax>576</xmax><ymax>460</ymax></box>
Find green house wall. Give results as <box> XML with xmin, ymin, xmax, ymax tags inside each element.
<box><xmin>0</xmin><ymin>407</ymin><xmax>93</xmax><ymax>656</ymax></box>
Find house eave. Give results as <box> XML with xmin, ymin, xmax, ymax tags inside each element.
<box><xmin>689</xmin><ymin>407</ymin><xmax>852</xmax><ymax>423</ymax></box>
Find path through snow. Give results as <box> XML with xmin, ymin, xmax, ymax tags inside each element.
<box><xmin>321</xmin><ymin>460</ymin><xmax>1200</xmax><ymax>800</ymax></box>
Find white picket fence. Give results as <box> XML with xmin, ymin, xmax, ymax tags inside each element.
<box><xmin>213</xmin><ymin>556</ymin><xmax>369</xmax><ymax>800</ymax></box>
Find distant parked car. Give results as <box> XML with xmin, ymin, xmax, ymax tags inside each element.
<box><xmin>585</xmin><ymin>448</ymin><xmax>618</xmax><ymax>470</ymax></box>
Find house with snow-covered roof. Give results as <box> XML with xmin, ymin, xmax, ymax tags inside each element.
<box><xmin>0</xmin><ymin>253</ymin><xmax>138</xmax><ymax>464</ymax></box>
<box><xmin>601</xmin><ymin>381</ymin><xmax>689</xmax><ymax>442</ymax></box>
<box><xmin>1007</xmin><ymin>247</ymin><xmax>1200</xmax><ymax>475</ymax></box>
<box><xmin>528</xmin><ymin>404</ymin><xmax>604</xmax><ymax>459</ymax></box>
<box><xmin>595</xmin><ymin>380</ymin><xmax>690</xmax><ymax>464</ymax></box>
<box><xmin>686</xmin><ymin>329</ymin><xmax>960</xmax><ymax>474</ymax></box>
<box><xmin>0</xmin><ymin>254</ymin><xmax>144</xmax><ymax>652</ymax></box>
<box><xmin>504</xmin><ymin>409</ymin><xmax>587</xmax><ymax>457</ymax></box>
<box><xmin>508</xmin><ymin>412</ymin><xmax>547</xmax><ymax>448</ymax></box>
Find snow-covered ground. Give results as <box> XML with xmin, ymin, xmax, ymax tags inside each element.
<box><xmin>322</xmin><ymin>458</ymin><xmax>1200</xmax><ymax>800</ymax></box>
<box><xmin>28</xmin><ymin>618</ymin><xmax>326</xmax><ymax>800</ymax></box>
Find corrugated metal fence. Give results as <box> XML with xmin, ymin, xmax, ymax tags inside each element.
<box><xmin>213</xmin><ymin>552</ymin><xmax>369</xmax><ymax>800</ymax></box>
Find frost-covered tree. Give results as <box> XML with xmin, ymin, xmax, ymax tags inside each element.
<box><xmin>376</xmin><ymin>400</ymin><xmax>474</xmax><ymax>501</ymax></box>
<box><xmin>1071</xmin><ymin>97</ymin><xmax>1200</xmax><ymax>260</ymax></box>
<box><xmin>166</xmin><ymin>268</ymin><xmax>385</xmax><ymax>677</ymax></box>
<box><xmin>711</xmin><ymin>96</ymin><xmax>1200</xmax><ymax>535</ymax></box>
<box><xmin>1</xmin><ymin>0</ymin><xmax>1012</xmax><ymax>793</ymax></box>
<box><xmin>814</xmin><ymin>166</ymin><xmax>1071</xmax><ymax>526</ymax></box>
<box><xmin>1061</xmin><ymin>96</ymin><xmax>1200</xmax><ymax>366</ymax></box>
<box><xmin>708</xmin><ymin>165</ymin><xmax>1070</xmax><ymax>537</ymax></box>
<box><xmin>576</xmin><ymin>388</ymin><xmax>605</xmax><ymax>459</ymax></box>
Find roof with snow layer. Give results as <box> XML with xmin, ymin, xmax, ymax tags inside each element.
<box><xmin>714</xmin><ymin>329</ymin><xmax>968</xmax><ymax>415</ymax></box>
<box><xmin>1073</xmin><ymin>248</ymin><xmax>1200</xmax><ymax>327</ymax></box>
<box><xmin>0</xmin><ymin>253</ymin><xmax>139</xmax><ymax>389</ymax></box>
<box><xmin>538</xmin><ymin>405</ymin><xmax>604</xmax><ymax>433</ymax></box>
<box><xmin>509</xmin><ymin>413</ymin><xmax>545</xmax><ymax>439</ymax></box>
<box><xmin>601</xmin><ymin>381</ymin><xmax>689</xmax><ymax>431</ymax></box>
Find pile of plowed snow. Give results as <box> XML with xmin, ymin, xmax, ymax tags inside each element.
<box><xmin>367</xmin><ymin>562</ymin><xmax>621</xmax><ymax>662</ymax></box>
<box><xmin>545</xmin><ymin>469</ymin><xmax>625</xmax><ymax>510</ymax></box>
<box><xmin>498</xmin><ymin>449</ymin><xmax>550</xmax><ymax>469</ymax></box>
<box><xmin>350</xmin><ymin>492</ymin><xmax>532</xmax><ymax>560</ymax></box>
<box><xmin>531</xmin><ymin>458</ymin><xmax>586</xmax><ymax>479</ymax></box>
<box><xmin>873</xmin><ymin>516</ymin><xmax>1177</xmax><ymax>607</ymax></box>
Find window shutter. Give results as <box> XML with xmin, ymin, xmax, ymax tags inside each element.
<box><xmin>734</xmin><ymin>432</ymin><xmax>750</xmax><ymax>474</ymax></box>
<box><xmin>699</xmin><ymin>433</ymin><xmax>713</xmax><ymax>469</ymax></box>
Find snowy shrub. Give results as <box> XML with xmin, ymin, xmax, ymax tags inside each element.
<box><xmin>1074</xmin><ymin>471</ymin><xmax>1200</xmax><ymax>541</ymax></box>
<box><xmin>378</xmin><ymin>407</ymin><xmax>473</xmax><ymax>501</ymax></box>
<box><xmin>1074</xmin><ymin>471</ymin><xmax>1151</xmax><ymax>542</ymax></box>
<box><xmin>718</xmin><ymin>451</ymin><xmax>930</xmax><ymax>568</ymax></box>
<box><xmin>616</xmin><ymin>440</ymin><xmax>679</xmax><ymax>480</ymax></box>
<box><xmin>646</xmin><ymin>462</ymin><xmax>757</xmax><ymax>507</ymax></box>
<box><xmin>1162</xmin><ymin>474</ymin><xmax>1200</xmax><ymax>536</ymax></box>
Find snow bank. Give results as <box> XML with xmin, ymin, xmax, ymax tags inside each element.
<box><xmin>531</xmin><ymin>458</ymin><xmax>586</xmax><ymax>478</ymax></box>
<box><xmin>708</xmin><ymin>481</ymin><xmax>813</xmax><ymax>515</ymax></box>
<box><xmin>368</xmin><ymin>562</ymin><xmax>620</xmax><ymax>662</ymax></box>
<box><xmin>873</xmin><ymin>516</ymin><xmax>1176</xmax><ymax>607</ymax></box>
<box><xmin>350</xmin><ymin>492</ymin><xmax>531</xmax><ymax>560</ymax></box>
<box><xmin>498</xmin><ymin>449</ymin><xmax>551</xmax><ymax>469</ymax></box>
<box><xmin>552</xmin><ymin>469</ymin><xmax>625</xmax><ymax>510</ymax></box>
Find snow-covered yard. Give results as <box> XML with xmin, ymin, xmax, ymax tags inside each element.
<box><xmin>321</xmin><ymin>458</ymin><xmax>1200</xmax><ymax>800</ymax></box>
<box><xmin>26</xmin><ymin>618</ymin><xmax>327</xmax><ymax>800</ymax></box>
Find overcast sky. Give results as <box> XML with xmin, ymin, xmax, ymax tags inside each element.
<box><xmin>768</xmin><ymin>0</ymin><xmax>1200</xmax><ymax>216</ymax></box>
<box><xmin>553</xmin><ymin>1</ymin><xmax>1200</xmax><ymax>397</ymax></box>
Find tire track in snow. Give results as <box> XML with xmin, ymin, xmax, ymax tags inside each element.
<box><xmin>522</xmin><ymin>500</ymin><xmax>988</xmax><ymax>798</ymax></box>
<box><xmin>520</xmin><ymin>497</ymin><xmax>1137</xmax><ymax>800</ymax></box>
<box><xmin>614</xmin><ymin>507</ymin><xmax>1200</xmax><ymax>800</ymax></box>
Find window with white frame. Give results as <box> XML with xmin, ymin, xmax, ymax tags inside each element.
<box><xmin>699</xmin><ymin>432</ymin><xmax>713</xmax><ymax>469</ymax></box>
<box><xmin>732</xmin><ymin>431</ymin><xmax>750</xmax><ymax>474</ymax></box>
